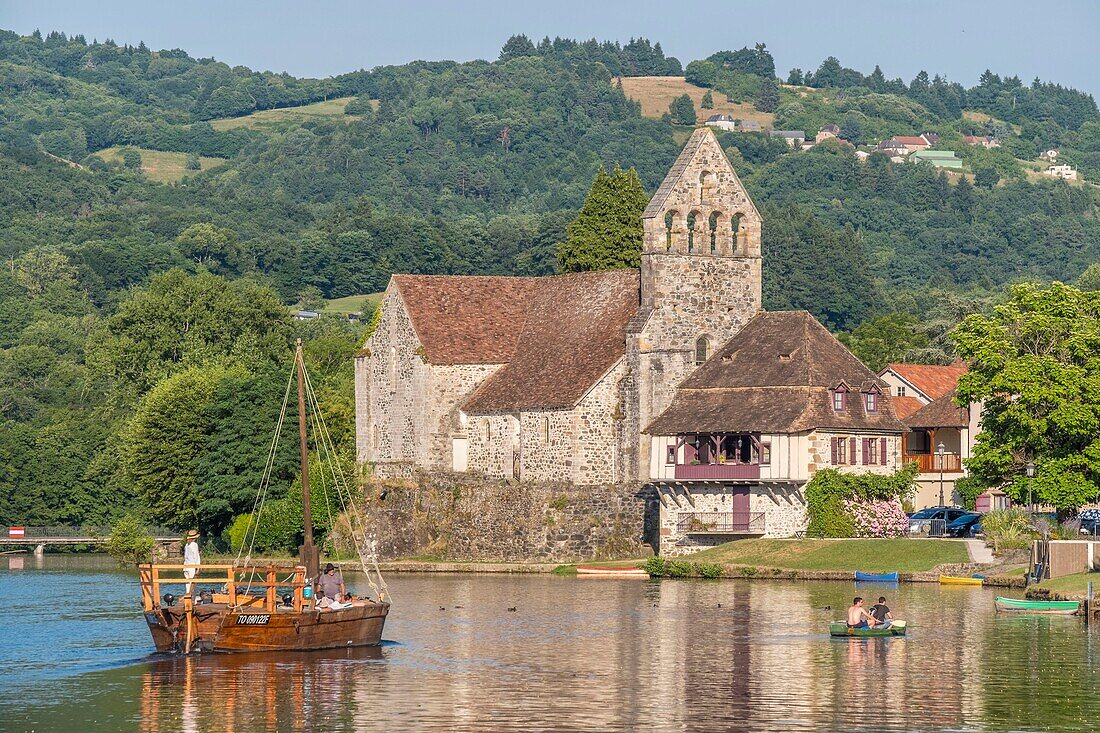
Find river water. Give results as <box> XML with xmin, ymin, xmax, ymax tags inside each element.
<box><xmin>0</xmin><ymin>555</ymin><xmax>1096</xmax><ymax>732</ymax></box>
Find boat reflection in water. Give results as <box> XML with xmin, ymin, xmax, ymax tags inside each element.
<box><xmin>138</xmin><ymin>646</ymin><xmax>385</xmax><ymax>733</ymax></box>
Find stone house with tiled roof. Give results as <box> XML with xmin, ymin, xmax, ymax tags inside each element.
<box><xmin>356</xmin><ymin>128</ymin><xmax>904</xmax><ymax>550</ymax></box>
<box><xmin>644</xmin><ymin>311</ymin><xmax>906</xmax><ymax>552</ymax></box>
<box><xmin>878</xmin><ymin>362</ymin><xmax>982</xmax><ymax>508</ymax></box>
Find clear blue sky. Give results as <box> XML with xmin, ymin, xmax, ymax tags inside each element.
<box><xmin>5</xmin><ymin>0</ymin><xmax>1099</xmax><ymax>97</ymax></box>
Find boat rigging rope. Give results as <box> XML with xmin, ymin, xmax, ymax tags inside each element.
<box><xmin>234</xmin><ymin>360</ymin><xmax>297</xmax><ymax>598</ymax></box>
<box><xmin>301</xmin><ymin>364</ymin><xmax>389</xmax><ymax>601</ymax></box>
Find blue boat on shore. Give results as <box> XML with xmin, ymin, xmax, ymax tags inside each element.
<box><xmin>854</xmin><ymin>571</ymin><xmax>899</xmax><ymax>582</ymax></box>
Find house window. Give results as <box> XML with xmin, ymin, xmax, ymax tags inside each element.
<box><xmin>862</xmin><ymin>438</ymin><xmax>877</xmax><ymax>465</ymax></box>
<box><xmin>865</xmin><ymin>392</ymin><xmax>878</xmax><ymax>413</ymax></box>
<box><xmin>832</xmin><ymin>387</ymin><xmax>847</xmax><ymax>411</ymax></box>
<box><xmin>896</xmin><ymin>385</ymin><xmax>906</xmax><ymax>397</ymax></box>
<box><xmin>695</xmin><ymin>336</ymin><xmax>711</xmax><ymax>366</ymax></box>
<box><xmin>666</xmin><ymin>445</ymin><xmax>676</xmax><ymax>465</ymax></box>
<box><xmin>832</xmin><ymin>436</ymin><xmax>855</xmax><ymax>465</ymax></box>
<box><xmin>760</xmin><ymin>442</ymin><xmax>771</xmax><ymax>465</ymax></box>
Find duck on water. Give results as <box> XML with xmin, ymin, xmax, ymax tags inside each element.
<box><xmin>139</xmin><ymin>340</ymin><xmax>390</xmax><ymax>654</ymax></box>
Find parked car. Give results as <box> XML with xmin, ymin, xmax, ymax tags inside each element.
<box><xmin>909</xmin><ymin>506</ymin><xmax>969</xmax><ymax>535</ymax></box>
<box><xmin>946</xmin><ymin>512</ymin><xmax>982</xmax><ymax>537</ymax></box>
<box><xmin>1079</xmin><ymin>508</ymin><xmax>1100</xmax><ymax>536</ymax></box>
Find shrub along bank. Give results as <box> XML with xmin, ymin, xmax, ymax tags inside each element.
<box><xmin>806</xmin><ymin>464</ymin><xmax>919</xmax><ymax>538</ymax></box>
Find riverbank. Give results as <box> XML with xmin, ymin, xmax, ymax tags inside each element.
<box><xmin>1027</xmin><ymin>571</ymin><xmax>1100</xmax><ymax>600</ymax></box>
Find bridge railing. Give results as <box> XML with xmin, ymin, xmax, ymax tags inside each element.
<box><xmin>3</xmin><ymin>525</ymin><xmax>179</xmax><ymax>540</ymax></box>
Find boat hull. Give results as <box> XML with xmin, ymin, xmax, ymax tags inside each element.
<box><xmin>829</xmin><ymin>621</ymin><xmax>907</xmax><ymax>637</ymax></box>
<box><xmin>576</xmin><ymin>566</ymin><xmax>649</xmax><ymax>577</ymax></box>
<box><xmin>854</xmin><ymin>571</ymin><xmax>899</xmax><ymax>582</ymax></box>
<box><xmin>994</xmin><ymin>597</ymin><xmax>1079</xmax><ymax>615</ymax></box>
<box><xmin>939</xmin><ymin>575</ymin><xmax>983</xmax><ymax>586</ymax></box>
<box><xmin>145</xmin><ymin>602</ymin><xmax>390</xmax><ymax>653</ymax></box>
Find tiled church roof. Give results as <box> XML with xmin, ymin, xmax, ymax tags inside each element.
<box><xmin>393</xmin><ymin>275</ymin><xmax>539</xmax><ymax>364</ymax></box>
<box><xmin>645</xmin><ymin>311</ymin><xmax>907</xmax><ymax>435</ymax></box>
<box><xmin>464</xmin><ymin>270</ymin><xmax>640</xmax><ymax>412</ymax></box>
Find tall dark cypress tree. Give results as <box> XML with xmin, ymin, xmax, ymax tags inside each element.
<box><xmin>557</xmin><ymin>165</ymin><xmax>649</xmax><ymax>272</ymax></box>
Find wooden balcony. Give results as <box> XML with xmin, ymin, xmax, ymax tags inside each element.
<box><xmin>906</xmin><ymin>452</ymin><xmax>963</xmax><ymax>474</ymax></box>
<box><xmin>677</xmin><ymin>512</ymin><xmax>766</xmax><ymax>535</ymax></box>
<box><xmin>674</xmin><ymin>463</ymin><xmax>762</xmax><ymax>480</ymax></box>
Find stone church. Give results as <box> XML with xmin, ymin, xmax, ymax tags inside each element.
<box><xmin>355</xmin><ymin>128</ymin><xmax>904</xmax><ymax>547</ymax></box>
<box><xmin>356</xmin><ymin>127</ymin><xmax>761</xmax><ymax>482</ymax></box>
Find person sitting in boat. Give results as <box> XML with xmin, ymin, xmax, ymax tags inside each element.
<box><xmin>870</xmin><ymin>596</ymin><xmax>893</xmax><ymax>628</ymax></box>
<box><xmin>847</xmin><ymin>597</ymin><xmax>877</xmax><ymax>629</ymax></box>
<box><xmin>315</xmin><ymin>563</ymin><xmax>345</xmax><ymax>602</ymax></box>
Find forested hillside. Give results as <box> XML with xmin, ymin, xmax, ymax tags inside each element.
<box><xmin>1</xmin><ymin>28</ymin><xmax>1098</xmax><ymax>537</ymax></box>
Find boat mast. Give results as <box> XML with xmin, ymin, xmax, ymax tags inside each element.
<box><xmin>295</xmin><ymin>338</ymin><xmax>319</xmax><ymax>580</ymax></box>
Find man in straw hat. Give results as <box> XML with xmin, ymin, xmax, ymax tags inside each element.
<box><xmin>183</xmin><ymin>530</ymin><xmax>201</xmax><ymax>594</ymax></box>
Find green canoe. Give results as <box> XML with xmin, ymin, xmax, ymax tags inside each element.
<box><xmin>994</xmin><ymin>597</ymin><xmax>1079</xmax><ymax>614</ymax></box>
<box><xmin>829</xmin><ymin>620</ymin><xmax>907</xmax><ymax>637</ymax></box>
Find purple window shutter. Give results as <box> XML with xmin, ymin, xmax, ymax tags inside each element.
<box><xmin>831</xmin><ymin>437</ymin><xmax>838</xmax><ymax>464</ymax></box>
<box><xmin>861</xmin><ymin>438</ymin><xmax>870</xmax><ymax>465</ymax></box>
<box><xmin>880</xmin><ymin>437</ymin><xmax>887</xmax><ymax>465</ymax></box>
<box><xmin>849</xmin><ymin>437</ymin><xmax>856</xmax><ymax>464</ymax></box>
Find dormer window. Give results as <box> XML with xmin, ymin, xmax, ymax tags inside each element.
<box><xmin>865</xmin><ymin>392</ymin><xmax>878</xmax><ymax>413</ymax></box>
<box><xmin>832</xmin><ymin>386</ymin><xmax>847</xmax><ymax>411</ymax></box>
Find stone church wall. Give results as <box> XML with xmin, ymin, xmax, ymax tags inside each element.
<box><xmin>360</xmin><ymin>471</ymin><xmax>658</xmax><ymax>562</ymax></box>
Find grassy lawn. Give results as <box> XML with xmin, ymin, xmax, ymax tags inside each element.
<box><xmin>323</xmin><ymin>293</ymin><xmax>382</xmax><ymax>315</ymax></box>
<box><xmin>93</xmin><ymin>147</ymin><xmax>225</xmax><ymax>183</ymax></box>
<box><xmin>619</xmin><ymin>76</ymin><xmax>774</xmax><ymax>126</ymax></box>
<box><xmin>687</xmin><ymin>538</ymin><xmax>970</xmax><ymax>573</ymax></box>
<box><xmin>210</xmin><ymin>97</ymin><xmax>367</xmax><ymax>131</ymax></box>
<box><xmin>1032</xmin><ymin>571</ymin><xmax>1100</xmax><ymax>599</ymax></box>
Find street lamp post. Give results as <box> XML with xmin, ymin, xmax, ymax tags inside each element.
<box><xmin>1026</xmin><ymin>460</ymin><xmax>1036</xmax><ymax>512</ymax></box>
<box><xmin>937</xmin><ymin>442</ymin><xmax>946</xmax><ymax>507</ymax></box>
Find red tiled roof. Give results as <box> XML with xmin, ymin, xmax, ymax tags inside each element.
<box><xmin>905</xmin><ymin>389</ymin><xmax>969</xmax><ymax>429</ymax></box>
<box><xmin>891</xmin><ymin>395</ymin><xmax>926</xmax><ymax>420</ymax></box>
<box><xmin>646</xmin><ymin>312</ymin><xmax>907</xmax><ymax>435</ymax></box>
<box><xmin>893</xmin><ymin>136</ymin><xmax>929</xmax><ymax>146</ymax></box>
<box><xmin>463</xmin><ymin>270</ymin><xmax>640</xmax><ymax>412</ymax></box>
<box><xmin>883</xmin><ymin>362</ymin><xmax>967</xmax><ymax>401</ymax></box>
<box><xmin>393</xmin><ymin>275</ymin><xmax>539</xmax><ymax>365</ymax></box>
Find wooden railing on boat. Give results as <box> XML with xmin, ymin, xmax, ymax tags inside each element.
<box><xmin>138</xmin><ymin>563</ymin><xmax>308</xmax><ymax>614</ymax></box>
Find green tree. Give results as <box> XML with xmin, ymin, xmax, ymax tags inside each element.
<box><xmin>973</xmin><ymin>166</ymin><xmax>1000</xmax><ymax>189</ymax></box>
<box><xmin>787</xmin><ymin>68</ymin><xmax>803</xmax><ymax>85</ymax></box>
<box><xmin>175</xmin><ymin>222</ymin><xmax>242</xmax><ymax>273</ymax></box>
<box><xmin>701</xmin><ymin>90</ymin><xmax>714</xmax><ymax>110</ymax></box>
<box><xmin>669</xmin><ymin>94</ymin><xmax>697</xmax><ymax>125</ymax></box>
<box><xmin>839</xmin><ymin>313</ymin><xmax>930</xmax><ymax>371</ymax></box>
<box><xmin>499</xmin><ymin>34</ymin><xmax>535</xmax><ymax>60</ymax></box>
<box><xmin>1075</xmin><ymin>263</ymin><xmax>1100</xmax><ymax>291</ymax></box>
<box><xmin>557</xmin><ymin>166</ymin><xmax>649</xmax><ymax>273</ymax></box>
<box><xmin>839</xmin><ymin>113</ymin><xmax>863</xmax><ymax>145</ymax></box>
<box><xmin>104</xmin><ymin>513</ymin><xmax>156</xmax><ymax>565</ymax></box>
<box><xmin>952</xmin><ymin>282</ymin><xmax>1100</xmax><ymax>511</ymax></box>
<box><xmin>121</xmin><ymin>148</ymin><xmax>142</xmax><ymax>170</ymax></box>
<box><xmin>756</xmin><ymin>77</ymin><xmax>780</xmax><ymax>113</ymax></box>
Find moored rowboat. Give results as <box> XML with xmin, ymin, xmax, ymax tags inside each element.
<box><xmin>854</xmin><ymin>571</ymin><xmax>899</xmax><ymax>582</ymax></box>
<box><xmin>576</xmin><ymin>565</ymin><xmax>649</xmax><ymax>577</ymax></box>
<box><xmin>939</xmin><ymin>575</ymin><xmax>983</xmax><ymax>586</ymax></box>
<box><xmin>994</xmin><ymin>597</ymin><xmax>1079</xmax><ymax>614</ymax></box>
<box><xmin>829</xmin><ymin>620</ymin><xmax>907</xmax><ymax>637</ymax></box>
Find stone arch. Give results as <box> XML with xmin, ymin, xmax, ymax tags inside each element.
<box><xmin>731</xmin><ymin>212</ymin><xmax>744</xmax><ymax>254</ymax></box>
<box><xmin>695</xmin><ymin>335</ymin><xmax>712</xmax><ymax>365</ymax></box>
<box><xmin>664</xmin><ymin>210</ymin><xmax>677</xmax><ymax>251</ymax></box>
<box><xmin>708</xmin><ymin>211</ymin><xmax>721</xmax><ymax>253</ymax></box>
<box><xmin>699</xmin><ymin>170</ymin><xmax>718</xmax><ymax>203</ymax></box>
<box><xmin>686</xmin><ymin>210</ymin><xmax>701</xmax><ymax>252</ymax></box>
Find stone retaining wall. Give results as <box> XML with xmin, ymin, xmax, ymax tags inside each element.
<box><xmin>360</xmin><ymin>471</ymin><xmax>657</xmax><ymax>563</ymax></box>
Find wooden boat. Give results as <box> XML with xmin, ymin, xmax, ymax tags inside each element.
<box><xmin>994</xmin><ymin>597</ymin><xmax>1079</xmax><ymax>615</ymax></box>
<box><xmin>138</xmin><ymin>340</ymin><xmax>389</xmax><ymax>653</ymax></box>
<box><xmin>854</xmin><ymin>571</ymin><xmax>899</xmax><ymax>582</ymax></box>
<box><xmin>575</xmin><ymin>565</ymin><xmax>649</xmax><ymax>577</ymax></box>
<box><xmin>830</xmin><ymin>620</ymin><xmax>907</xmax><ymax>637</ymax></box>
<box><xmin>939</xmin><ymin>575</ymin><xmax>983</xmax><ymax>586</ymax></box>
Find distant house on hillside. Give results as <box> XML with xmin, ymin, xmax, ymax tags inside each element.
<box><xmin>293</xmin><ymin>310</ymin><xmax>321</xmax><ymax>321</ymax></box>
<box><xmin>909</xmin><ymin>149</ymin><xmax>964</xmax><ymax>170</ymax></box>
<box><xmin>876</xmin><ymin>139</ymin><xmax>908</xmax><ymax>156</ymax></box>
<box><xmin>920</xmin><ymin>132</ymin><xmax>940</xmax><ymax>146</ymax></box>
<box><xmin>816</xmin><ymin>123</ymin><xmax>841</xmax><ymax>143</ymax></box>
<box><xmin>877</xmin><ymin>362</ymin><xmax>977</xmax><ymax>508</ymax></box>
<box><xmin>1039</xmin><ymin>149</ymin><xmax>1059</xmax><ymax>162</ymax></box>
<box><xmin>890</xmin><ymin>135</ymin><xmax>932</xmax><ymax>154</ymax></box>
<box><xmin>705</xmin><ymin>114</ymin><xmax>737</xmax><ymax>131</ymax></box>
<box><xmin>963</xmin><ymin>135</ymin><xmax>1000</xmax><ymax>149</ymax></box>
<box><xmin>855</xmin><ymin>150</ymin><xmax>871</xmax><ymax>161</ymax></box>
<box><xmin>771</xmin><ymin>130</ymin><xmax>806</xmax><ymax>148</ymax></box>
<box><xmin>1046</xmin><ymin>164</ymin><xmax>1078</xmax><ymax>181</ymax></box>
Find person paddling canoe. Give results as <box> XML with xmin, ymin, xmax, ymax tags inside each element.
<box><xmin>847</xmin><ymin>597</ymin><xmax>877</xmax><ymax>629</ymax></box>
<box><xmin>870</xmin><ymin>596</ymin><xmax>893</xmax><ymax>628</ymax></box>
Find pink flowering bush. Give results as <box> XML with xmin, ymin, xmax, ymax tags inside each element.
<box><xmin>843</xmin><ymin>498</ymin><xmax>910</xmax><ymax>538</ymax></box>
